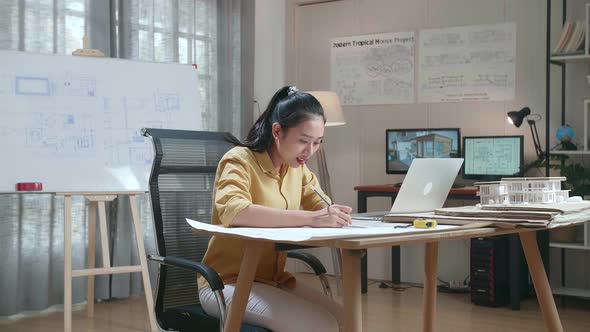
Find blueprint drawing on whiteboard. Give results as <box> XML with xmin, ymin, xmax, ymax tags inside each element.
<box><xmin>331</xmin><ymin>31</ymin><xmax>415</xmax><ymax>105</ymax></box>
<box><xmin>0</xmin><ymin>51</ymin><xmax>201</xmax><ymax>192</ymax></box>
<box><xmin>16</xmin><ymin>77</ymin><xmax>51</xmax><ymax>96</ymax></box>
<box><xmin>418</xmin><ymin>22</ymin><xmax>516</xmax><ymax>103</ymax></box>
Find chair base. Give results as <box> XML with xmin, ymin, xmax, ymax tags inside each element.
<box><xmin>159</xmin><ymin>305</ymin><xmax>271</xmax><ymax>332</ymax></box>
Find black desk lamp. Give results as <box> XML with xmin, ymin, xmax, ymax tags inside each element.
<box><xmin>507</xmin><ymin>107</ymin><xmax>544</xmax><ymax>160</ymax></box>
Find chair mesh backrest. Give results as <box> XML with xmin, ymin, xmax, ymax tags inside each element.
<box><xmin>143</xmin><ymin>128</ymin><xmax>235</xmax><ymax>312</ymax></box>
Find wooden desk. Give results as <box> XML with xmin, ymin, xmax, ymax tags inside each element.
<box><xmin>353</xmin><ymin>185</ymin><xmax>479</xmax><ymax>293</ymax></box>
<box><xmin>192</xmin><ymin>224</ymin><xmax>568</xmax><ymax>332</ymax></box>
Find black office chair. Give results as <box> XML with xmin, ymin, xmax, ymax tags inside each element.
<box><xmin>142</xmin><ymin>128</ymin><xmax>332</xmax><ymax>332</ymax></box>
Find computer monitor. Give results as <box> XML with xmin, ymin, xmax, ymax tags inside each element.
<box><xmin>462</xmin><ymin>135</ymin><xmax>524</xmax><ymax>180</ymax></box>
<box><xmin>386</xmin><ymin>128</ymin><xmax>461</xmax><ymax>174</ymax></box>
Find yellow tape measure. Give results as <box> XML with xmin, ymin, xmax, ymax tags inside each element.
<box><xmin>413</xmin><ymin>219</ymin><xmax>437</xmax><ymax>228</ymax></box>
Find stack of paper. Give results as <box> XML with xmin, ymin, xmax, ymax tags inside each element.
<box><xmin>383</xmin><ymin>201</ymin><xmax>590</xmax><ymax>228</ymax></box>
<box><xmin>383</xmin><ymin>209</ymin><xmax>546</xmax><ymax>228</ymax></box>
<box><xmin>435</xmin><ymin>206</ymin><xmax>556</xmax><ymax>221</ymax></box>
<box><xmin>481</xmin><ymin>201</ymin><xmax>590</xmax><ymax>214</ymax></box>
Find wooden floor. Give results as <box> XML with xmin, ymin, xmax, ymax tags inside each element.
<box><xmin>2</xmin><ymin>273</ymin><xmax>590</xmax><ymax>331</ymax></box>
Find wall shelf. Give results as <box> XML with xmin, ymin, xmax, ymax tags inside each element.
<box><xmin>549</xmin><ymin>219</ymin><xmax>590</xmax><ymax>298</ymax></box>
<box><xmin>553</xmin><ymin>287</ymin><xmax>590</xmax><ymax>298</ymax></box>
<box><xmin>547</xmin><ymin>0</ymin><xmax>590</xmax><ymax>300</ymax></box>
<box><xmin>550</xmin><ymin>54</ymin><xmax>590</xmax><ymax>64</ymax></box>
<box><xmin>549</xmin><ymin>242</ymin><xmax>590</xmax><ymax>250</ymax></box>
<box><xmin>549</xmin><ymin>150</ymin><xmax>590</xmax><ymax>155</ymax></box>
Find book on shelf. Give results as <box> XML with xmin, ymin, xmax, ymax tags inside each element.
<box><xmin>552</xmin><ymin>20</ymin><xmax>586</xmax><ymax>56</ymax></box>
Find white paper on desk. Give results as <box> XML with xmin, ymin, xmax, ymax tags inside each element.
<box><xmin>186</xmin><ymin>218</ymin><xmax>458</xmax><ymax>242</ymax></box>
<box><xmin>482</xmin><ymin>201</ymin><xmax>590</xmax><ymax>214</ymax></box>
<box><xmin>551</xmin><ymin>208</ymin><xmax>590</xmax><ymax>226</ymax></box>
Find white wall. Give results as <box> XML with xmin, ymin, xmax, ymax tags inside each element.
<box><xmin>254</xmin><ymin>0</ymin><xmax>590</xmax><ymax>287</ymax></box>
<box><xmin>286</xmin><ymin>0</ymin><xmax>545</xmax><ymax>282</ymax></box>
<box><xmin>281</xmin><ymin>0</ymin><xmax>547</xmax><ymax>284</ymax></box>
<box><xmin>254</xmin><ymin>0</ymin><xmax>286</xmax><ymax>112</ymax></box>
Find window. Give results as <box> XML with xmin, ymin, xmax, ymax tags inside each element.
<box><xmin>118</xmin><ymin>0</ymin><xmax>236</xmax><ymax>132</ymax></box>
<box><xmin>1</xmin><ymin>0</ymin><xmax>246</xmax><ymax>134</ymax></box>
<box><xmin>0</xmin><ymin>0</ymin><xmax>87</xmax><ymax>54</ymax></box>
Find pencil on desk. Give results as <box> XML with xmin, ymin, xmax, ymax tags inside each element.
<box><xmin>310</xmin><ymin>184</ymin><xmax>332</xmax><ymax>207</ymax></box>
<box><xmin>310</xmin><ymin>185</ymin><xmax>357</xmax><ymax>227</ymax></box>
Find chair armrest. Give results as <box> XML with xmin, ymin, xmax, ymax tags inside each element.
<box><xmin>148</xmin><ymin>255</ymin><xmax>224</xmax><ymax>291</ymax></box>
<box><xmin>286</xmin><ymin>251</ymin><xmax>327</xmax><ymax>276</ymax></box>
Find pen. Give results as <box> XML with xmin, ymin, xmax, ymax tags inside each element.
<box><xmin>310</xmin><ymin>185</ymin><xmax>357</xmax><ymax>227</ymax></box>
<box><xmin>310</xmin><ymin>184</ymin><xmax>332</xmax><ymax>207</ymax></box>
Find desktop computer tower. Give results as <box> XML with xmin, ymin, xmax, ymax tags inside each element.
<box><xmin>470</xmin><ymin>236</ymin><xmax>510</xmax><ymax>307</ymax></box>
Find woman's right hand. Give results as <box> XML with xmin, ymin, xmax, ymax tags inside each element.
<box><xmin>309</xmin><ymin>204</ymin><xmax>353</xmax><ymax>228</ymax></box>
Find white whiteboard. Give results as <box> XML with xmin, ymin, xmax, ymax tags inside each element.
<box><xmin>418</xmin><ymin>22</ymin><xmax>516</xmax><ymax>103</ymax></box>
<box><xmin>330</xmin><ymin>31</ymin><xmax>415</xmax><ymax>105</ymax></box>
<box><xmin>0</xmin><ymin>51</ymin><xmax>201</xmax><ymax>192</ymax></box>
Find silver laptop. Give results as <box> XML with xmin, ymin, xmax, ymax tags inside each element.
<box><xmin>389</xmin><ymin>158</ymin><xmax>464</xmax><ymax>214</ymax></box>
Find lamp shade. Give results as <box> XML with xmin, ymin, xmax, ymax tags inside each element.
<box><xmin>507</xmin><ymin>107</ymin><xmax>531</xmax><ymax>128</ymax></box>
<box><xmin>307</xmin><ymin>91</ymin><xmax>346</xmax><ymax>127</ymax></box>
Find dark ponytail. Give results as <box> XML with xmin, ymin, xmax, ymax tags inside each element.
<box><xmin>230</xmin><ymin>86</ymin><xmax>325</xmax><ymax>152</ymax></box>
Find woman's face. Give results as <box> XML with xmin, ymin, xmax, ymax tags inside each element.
<box><xmin>273</xmin><ymin>116</ymin><xmax>325</xmax><ymax>168</ymax></box>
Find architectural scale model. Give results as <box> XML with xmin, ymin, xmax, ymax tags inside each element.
<box><xmin>475</xmin><ymin>177</ymin><xmax>569</xmax><ymax>205</ymax></box>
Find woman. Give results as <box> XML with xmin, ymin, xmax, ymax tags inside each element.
<box><xmin>198</xmin><ymin>86</ymin><xmax>352</xmax><ymax>331</ymax></box>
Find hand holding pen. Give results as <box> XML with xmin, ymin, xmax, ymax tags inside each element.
<box><xmin>309</xmin><ymin>185</ymin><xmax>353</xmax><ymax>227</ymax></box>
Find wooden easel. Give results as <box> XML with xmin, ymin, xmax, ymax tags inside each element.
<box><xmin>64</xmin><ymin>36</ymin><xmax>157</xmax><ymax>332</ymax></box>
<box><xmin>58</xmin><ymin>192</ymin><xmax>158</xmax><ymax>332</ymax></box>
<box><xmin>71</xmin><ymin>35</ymin><xmax>105</xmax><ymax>57</ymax></box>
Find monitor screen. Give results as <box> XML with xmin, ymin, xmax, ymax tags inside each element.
<box><xmin>386</xmin><ymin>128</ymin><xmax>461</xmax><ymax>174</ymax></box>
<box><xmin>462</xmin><ymin>135</ymin><xmax>524</xmax><ymax>180</ymax></box>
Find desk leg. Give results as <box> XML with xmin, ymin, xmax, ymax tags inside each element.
<box><xmin>342</xmin><ymin>249</ymin><xmax>362</xmax><ymax>332</ymax></box>
<box><xmin>391</xmin><ymin>246</ymin><xmax>401</xmax><ymax>284</ymax></box>
<box><xmin>391</xmin><ymin>196</ymin><xmax>401</xmax><ymax>285</ymax></box>
<box><xmin>224</xmin><ymin>241</ymin><xmax>263</xmax><ymax>332</ymax></box>
<box><xmin>358</xmin><ymin>192</ymin><xmax>368</xmax><ymax>294</ymax></box>
<box><xmin>520</xmin><ymin>232</ymin><xmax>563</xmax><ymax>332</ymax></box>
<box><xmin>357</xmin><ymin>192</ymin><xmax>368</xmax><ymax>214</ymax></box>
<box><xmin>361</xmin><ymin>253</ymin><xmax>367</xmax><ymax>293</ymax></box>
<box><xmin>86</xmin><ymin>201</ymin><xmax>97</xmax><ymax>318</ymax></box>
<box><xmin>509</xmin><ymin>234</ymin><xmax>521</xmax><ymax>310</ymax></box>
<box><xmin>423</xmin><ymin>242</ymin><xmax>438</xmax><ymax>332</ymax></box>
<box><xmin>64</xmin><ymin>195</ymin><xmax>73</xmax><ymax>332</ymax></box>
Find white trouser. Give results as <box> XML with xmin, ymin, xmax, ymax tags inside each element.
<box><xmin>199</xmin><ymin>281</ymin><xmax>343</xmax><ymax>332</ymax></box>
